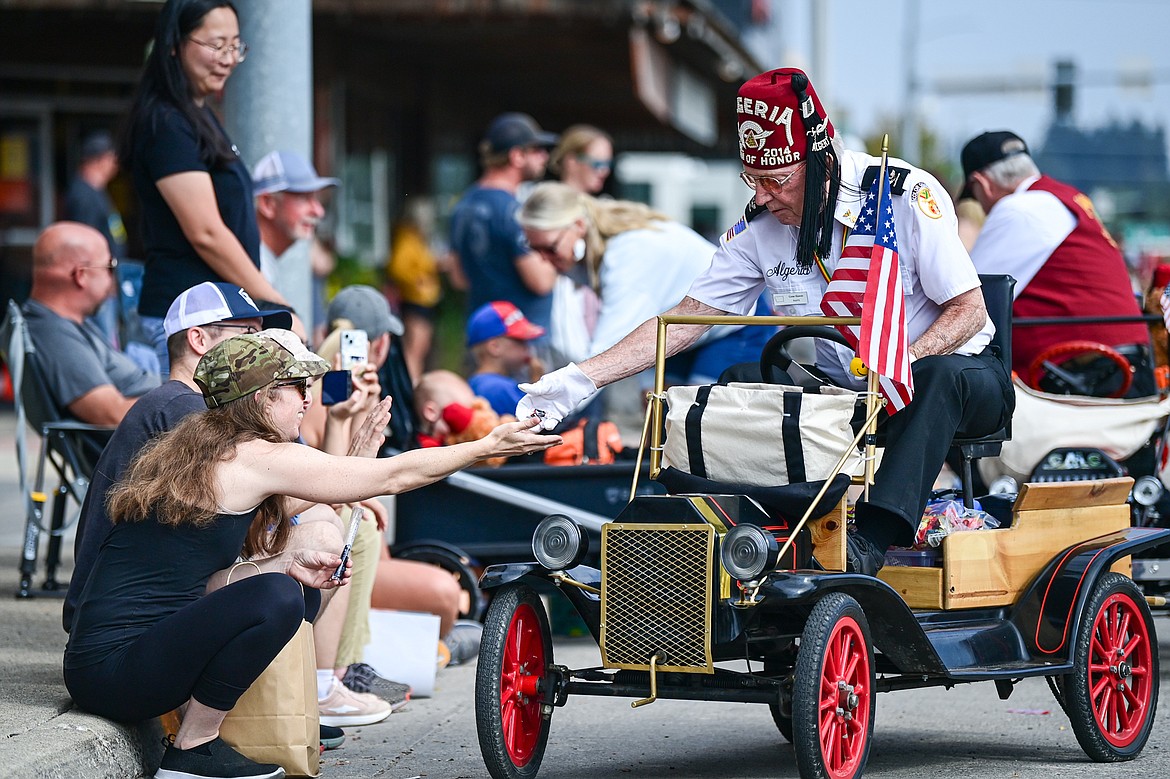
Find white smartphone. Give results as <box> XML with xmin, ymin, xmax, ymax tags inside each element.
<box><xmin>339</xmin><ymin>329</ymin><xmax>369</xmax><ymax>367</ymax></box>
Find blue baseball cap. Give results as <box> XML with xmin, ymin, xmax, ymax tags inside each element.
<box><xmin>164</xmin><ymin>282</ymin><xmax>293</xmax><ymax>337</ymax></box>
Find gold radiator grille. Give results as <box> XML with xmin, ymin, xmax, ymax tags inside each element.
<box><xmin>600</xmin><ymin>523</ymin><xmax>714</xmax><ymax>673</ymax></box>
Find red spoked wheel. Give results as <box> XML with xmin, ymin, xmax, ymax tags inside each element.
<box><xmin>475</xmin><ymin>584</ymin><xmax>553</xmax><ymax>779</ymax></box>
<box><xmin>792</xmin><ymin>593</ymin><xmax>875</xmax><ymax>779</ymax></box>
<box><xmin>1027</xmin><ymin>340</ymin><xmax>1133</xmax><ymax>398</ymax></box>
<box><xmin>1066</xmin><ymin>573</ymin><xmax>1159</xmax><ymax>761</ymax></box>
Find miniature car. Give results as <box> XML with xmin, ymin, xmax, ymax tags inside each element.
<box><xmin>472</xmin><ymin>313</ymin><xmax>1170</xmax><ymax>779</ymax></box>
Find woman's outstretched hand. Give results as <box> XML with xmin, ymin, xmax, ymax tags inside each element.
<box><xmin>288</xmin><ymin>549</ymin><xmax>351</xmax><ymax>590</ymax></box>
<box><xmin>481</xmin><ymin>416</ymin><xmax>562</xmax><ymax>460</ymax></box>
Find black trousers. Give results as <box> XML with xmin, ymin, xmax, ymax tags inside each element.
<box><xmin>859</xmin><ymin>349</ymin><xmax>1014</xmax><ymax>540</ymax></box>
<box><xmin>65</xmin><ymin>573</ymin><xmax>320</xmax><ymax>723</ymax></box>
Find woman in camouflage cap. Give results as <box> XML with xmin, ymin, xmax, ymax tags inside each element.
<box><xmin>64</xmin><ymin>331</ymin><xmax>558</xmax><ymax>779</ymax></box>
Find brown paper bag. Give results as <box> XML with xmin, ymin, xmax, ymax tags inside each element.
<box><xmin>220</xmin><ymin>619</ymin><xmax>320</xmax><ymax>777</ymax></box>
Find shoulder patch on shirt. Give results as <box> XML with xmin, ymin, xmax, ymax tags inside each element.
<box><xmin>724</xmin><ymin>216</ymin><xmax>748</xmax><ymax>242</ymax></box>
<box><xmin>861</xmin><ymin>165</ymin><xmax>911</xmax><ymax>196</ymax></box>
<box><xmin>910</xmin><ymin>181</ymin><xmax>943</xmax><ymax>219</ymax></box>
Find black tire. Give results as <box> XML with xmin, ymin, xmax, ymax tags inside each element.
<box><xmin>764</xmin><ymin>653</ymin><xmax>796</xmax><ymax>743</ymax></box>
<box><xmin>1065</xmin><ymin>572</ymin><xmax>1159</xmax><ymax>762</ymax></box>
<box><xmin>791</xmin><ymin>593</ymin><xmax>875</xmax><ymax>779</ymax></box>
<box><xmin>475</xmin><ymin>584</ymin><xmax>553</xmax><ymax>779</ymax></box>
<box><xmin>392</xmin><ymin>542</ymin><xmax>486</xmax><ymax>621</ymax></box>
<box><xmin>769</xmin><ymin>679</ymin><xmax>795</xmax><ymax>743</ymax></box>
<box><xmin>1046</xmin><ymin>674</ymin><xmax>1071</xmax><ymax>718</ymax></box>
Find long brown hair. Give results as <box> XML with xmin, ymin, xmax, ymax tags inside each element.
<box><xmin>107</xmin><ymin>386</ymin><xmax>291</xmax><ymax>558</ymax></box>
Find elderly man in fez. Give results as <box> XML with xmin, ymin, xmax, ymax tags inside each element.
<box><xmin>518</xmin><ymin>67</ymin><xmax>1014</xmax><ymax>576</ymax></box>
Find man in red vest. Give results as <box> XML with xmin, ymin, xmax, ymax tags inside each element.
<box><xmin>961</xmin><ymin>130</ymin><xmax>1153</xmax><ymax>397</ymax></box>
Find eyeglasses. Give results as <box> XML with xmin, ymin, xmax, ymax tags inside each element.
<box><xmin>529</xmin><ymin>227</ymin><xmax>569</xmax><ymax>257</ymax></box>
<box><xmin>740</xmin><ymin>164</ymin><xmax>803</xmax><ymax>194</ymax></box>
<box><xmin>275</xmin><ymin>378</ymin><xmax>309</xmax><ymax>399</ymax></box>
<box><xmin>209</xmin><ymin>322</ymin><xmax>259</xmax><ymax>335</ymax></box>
<box><xmin>77</xmin><ymin>257</ymin><xmax>118</xmax><ymax>273</ymax></box>
<box><xmin>576</xmin><ymin>153</ymin><xmax>612</xmax><ymax>172</ymax></box>
<box><xmin>187</xmin><ymin>36</ymin><xmax>249</xmax><ymax>63</ymax></box>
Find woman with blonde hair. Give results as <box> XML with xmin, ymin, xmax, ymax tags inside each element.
<box><xmin>548</xmin><ymin>124</ymin><xmax>613</xmax><ymax>195</ymax></box>
<box><xmin>517</xmin><ymin>181</ymin><xmax>770</xmax><ymax>383</ymax></box>
<box><xmin>64</xmin><ymin>332</ymin><xmax>557</xmax><ymax>779</ymax></box>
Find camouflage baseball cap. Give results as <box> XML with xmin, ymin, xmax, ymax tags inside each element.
<box><xmin>195</xmin><ymin>330</ymin><xmax>329</xmax><ymax>409</ymax></box>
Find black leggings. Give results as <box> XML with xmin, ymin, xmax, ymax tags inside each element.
<box><xmin>65</xmin><ymin>573</ymin><xmax>320</xmax><ymax>723</ymax></box>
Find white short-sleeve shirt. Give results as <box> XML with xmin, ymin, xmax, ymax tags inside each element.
<box><xmin>687</xmin><ymin>148</ymin><xmax>992</xmax><ymax>386</ymax></box>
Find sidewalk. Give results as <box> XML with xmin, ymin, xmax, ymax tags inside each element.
<box><xmin>0</xmin><ymin>409</ymin><xmax>160</xmax><ymax>778</ymax></box>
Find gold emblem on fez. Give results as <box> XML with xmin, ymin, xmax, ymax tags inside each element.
<box><xmin>739</xmin><ymin>120</ymin><xmax>774</xmax><ymax>151</ymax></box>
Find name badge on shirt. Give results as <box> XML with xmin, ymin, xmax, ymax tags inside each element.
<box><xmin>772</xmin><ymin>290</ymin><xmax>808</xmax><ymax>307</ymax></box>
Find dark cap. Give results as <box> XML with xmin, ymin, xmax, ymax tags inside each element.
<box><xmin>482</xmin><ymin>113</ymin><xmax>558</xmax><ymax>155</ymax></box>
<box><xmin>80</xmin><ymin>130</ymin><xmax>115</xmax><ymax>161</ymax></box>
<box><xmin>960</xmin><ymin>131</ymin><xmax>1030</xmax><ymax>183</ymax></box>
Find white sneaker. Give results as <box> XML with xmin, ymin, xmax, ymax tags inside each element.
<box><xmin>318</xmin><ymin>677</ymin><xmax>391</xmax><ymax>727</ymax></box>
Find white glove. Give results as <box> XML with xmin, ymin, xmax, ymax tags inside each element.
<box><xmin>516</xmin><ymin>362</ymin><xmax>599</xmax><ymax>431</ymax></box>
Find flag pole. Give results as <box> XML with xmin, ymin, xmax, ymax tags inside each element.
<box><xmin>863</xmin><ymin>134</ymin><xmax>892</xmax><ymax>498</ymax></box>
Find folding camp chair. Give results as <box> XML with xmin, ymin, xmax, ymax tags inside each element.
<box><xmin>1</xmin><ymin>300</ymin><xmax>113</xmax><ymax>597</ymax></box>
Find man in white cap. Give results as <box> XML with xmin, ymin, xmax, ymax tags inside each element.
<box><xmin>252</xmin><ymin>149</ymin><xmax>340</xmax><ymax>284</ymax></box>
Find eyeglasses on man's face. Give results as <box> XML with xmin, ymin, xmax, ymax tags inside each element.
<box><xmin>529</xmin><ymin>227</ymin><xmax>569</xmax><ymax>257</ymax></box>
<box><xmin>740</xmin><ymin>164</ymin><xmax>804</xmax><ymax>195</ymax></box>
<box><xmin>188</xmin><ymin>36</ymin><xmax>249</xmax><ymax>63</ymax></box>
<box><xmin>576</xmin><ymin>153</ymin><xmax>612</xmax><ymax>173</ymax></box>
<box><xmin>77</xmin><ymin>257</ymin><xmax>118</xmax><ymax>274</ymax></box>
<box><xmin>275</xmin><ymin>378</ymin><xmax>309</xmax><ymax>399</ymax></box>
<box><xmin>209</xmin><ymin>322</ymin><xmax>259</xmax><ymax>335</ymax></box>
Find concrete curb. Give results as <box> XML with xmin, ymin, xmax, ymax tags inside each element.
<box><xmin>1</xmin><ymin>706</ymin><xmax>160</xmax><ymax>779</ymax></box>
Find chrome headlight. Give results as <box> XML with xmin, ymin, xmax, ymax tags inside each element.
<box><xmin>532</xmin><ymin>514</ymin><xmax>589</xmax><ymax>570</ymax></box>
<box><xmin>720</xmin><ymin>524</ymin><xmax>779</xmax><ymax>582</ymax></box>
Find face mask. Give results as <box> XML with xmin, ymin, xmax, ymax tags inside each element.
<box><xmin>573</xmin><ymin>238</ymin><xmax>586</xmax><ymax>262</ymax></box>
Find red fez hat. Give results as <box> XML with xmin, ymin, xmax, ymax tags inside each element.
<box><xmin>737</xmin><ymin>67</ymin><xmax>834</xmax><ymax>168</ymax></box>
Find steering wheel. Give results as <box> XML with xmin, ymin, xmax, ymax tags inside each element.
<box><xmin>759</xmin><ymin>326</ymin><xmax>853</xmax><ymax>385</ymax></box>
<box><xmin>1026</xmin><ymin>340</ymin><xmax>1133</xmax><ymax>399</ymax></box>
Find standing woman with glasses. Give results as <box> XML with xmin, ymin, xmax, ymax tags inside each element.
<box><xmin>548</xmin><ymin>124</ymin><xmax>614</xmax><ymax>196</ymax></box>
<box><xmin>119</xmin><ymin>0</ymin><xmax>289</xmax><ymax>376</ymax></box>
<box><xmin>517</xmin><ymin>182</ymin><xmax>772</xmax><ymax>385</ymax></box>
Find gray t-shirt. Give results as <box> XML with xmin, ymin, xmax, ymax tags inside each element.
<box><xmin>21</xmin><ymin>299</ymin><xmax>159</xmax><ymax>410</ymax></box>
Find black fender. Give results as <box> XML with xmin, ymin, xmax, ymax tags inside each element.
<box><xmin>1014</xmin><ymin>526</ymin><xmax>1170</xmax><ymax>659</ymax></box>
<box><xmin>479</xmin><ymin>563</ymin><xmax>604</xmax><ymax>644</ymax></box>
<box><xmin>753</xmin><ymin>570</ymin><xmax>949</xmax><ymax>676</ymax></box>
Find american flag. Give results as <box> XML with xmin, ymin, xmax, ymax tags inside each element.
<box><xmin>820</xmin><ymin>170</ymin><xmax>915</xmax><ymax>412</ymax></box>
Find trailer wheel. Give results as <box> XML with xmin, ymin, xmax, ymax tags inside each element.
<box><xmin>792</xmin><ymin>593</ymin><xmax>874</xmax><ymax>779</ymax></box>
<box><xmin>1066</xmin><ymin>572</ymin><xmax>1159</xmax><ymax>761</ymax></box>
<box><xmin>392</xmin><ymin>542</ymin><xmax>486</xmax><ymax>621</ymax></box>
<box><xmin>475</xmin><ymin>584</ymin><xmax>553</xmax><ymax>779</ymax></box>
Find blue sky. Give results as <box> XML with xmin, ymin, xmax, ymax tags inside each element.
<box><xmin>757</xmin><ymin>0</ymin><xmax>1170</xmax><ymax>165</ymax></box>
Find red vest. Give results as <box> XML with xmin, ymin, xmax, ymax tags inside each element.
<box><xmin>1010</xmin><ymin>175</ymin><xmax>1147</xmax><ymax>375</ymax></box>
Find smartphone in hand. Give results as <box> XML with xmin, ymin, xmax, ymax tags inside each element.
<box><xmin>320</xmin><ymin>369</ymin><xmax>352</xmax><ymax>406</ymax></box>
<box><xmin>340</xmin><ymin>329</ymin><xmax>369</xmax><ymax>368</ymax></box>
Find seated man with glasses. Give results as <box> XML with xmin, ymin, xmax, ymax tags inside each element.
<box><xmin>21</xmin><ymin>222</ymin><xmax>160</xmax><ymax>427</ymax></box>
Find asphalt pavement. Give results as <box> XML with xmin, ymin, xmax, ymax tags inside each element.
<box><xmin>5</xmin><ymin>406</ymin><xmax>1170</xmax><ymax>779</ymax></box>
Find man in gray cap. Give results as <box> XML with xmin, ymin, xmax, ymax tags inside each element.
<box><xmin>252</xmin><ymin>149</ymin><xmax>340</xmax><ymax>284</ymax></box>
<box><xmin>449</xmin><ymin>113</ymin><xmax>559</xmax><ymax>338</ymax></box>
